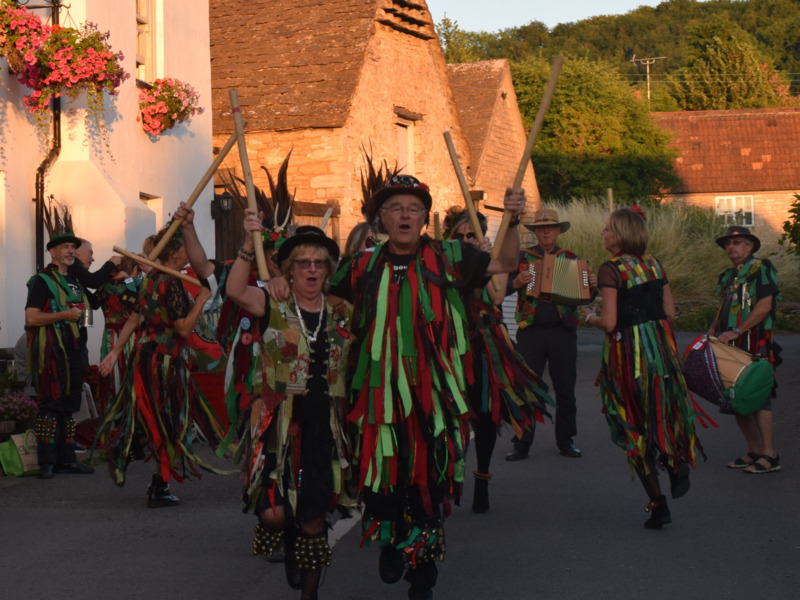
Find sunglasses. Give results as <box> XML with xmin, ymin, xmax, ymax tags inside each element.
<box><xmin>293</xmin><ymin>259</ymin><xmax>328</xmax><ymax>270</ymax></box>
<box><xmin>452</xmin><ymin>232</ymin><xmax>477</xmax><ymax>242</ymax></box>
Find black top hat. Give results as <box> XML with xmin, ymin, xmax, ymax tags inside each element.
<box><xmin>715</xmin><ymin>225</ymin><xmax>761</xmax><ymax>253</ymax></box>
<box><xmin>276</xmin><ymin>225</ymin><xmax>340</xmax><ymax>268</ymax></box>
<box><xmin>46</xmin><ymin>232</ymin><xmax>82</xmax><ymax>251</ymax></box>
<box><xmin>371</xmin><ymin>174</ymin><xmax>432</xmax><ymax>212</ymax></box>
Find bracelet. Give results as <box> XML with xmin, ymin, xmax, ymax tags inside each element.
<box><xmin>585</xmin><ymin>312</ymin><xmax>597</xmax><ymax>325</ymax></box>
<box><xmin>509</xmin><ymin>215</ymin><xmax>521</xmax><ymax>227</ymax></box>
<box><xmin>237</xmin><ymin>247</ymin><xmax>255</xmax><ymax>262</ymax></box>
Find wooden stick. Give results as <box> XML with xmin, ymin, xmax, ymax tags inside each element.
<box><xmin>114</xmin><ymin>246</ymin><xmax>201</xmax><ymax>287</ymax></box>
<box><xmin>443</xmin><ymin>131</ymin><xmax>484</xmax><ymax>242</ymax></box>
<box><xmin>491</xmin><ymin>55</ymin><xmax>564</xmax><ymax>261</ymax></box>
<box><xmin>433</xmin><ymin>212</ymin><xmax>441</xmax><ymax>239</ymax></box>
<box><xmin>443</xmin><ymin>130</ymin><xmax>503</xmax><ymax>290</ymax></box>
<box><xmin>320</xmin><ymin>206</ymin><xmax>334</xmax><ymax>231</ymax></box>
<box><xmin>148</xmin><ymin>124</ymin><xmax>246</xmax><ymax>261</ymax></box>
<box><xmin>229</xmin><ymin>89</ymin><xmax>269</xmax><ymax>281</ymax></box>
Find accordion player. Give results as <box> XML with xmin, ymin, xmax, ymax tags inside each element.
<box><xmin>526</xmin><ymin>252</ymin><xmax>592</xmax><ymax>305</ymax></box>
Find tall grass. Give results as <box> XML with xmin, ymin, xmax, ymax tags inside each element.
<box><xmin>534</xmin><ymin>201</ymin><xmax>800</xmax><ymax>302</ymax></box>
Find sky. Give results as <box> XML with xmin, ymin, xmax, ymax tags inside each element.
<box><xmin>427</xmin><ymin>0</ymin><xmax>680</xmax><ymax>32</ymax></box>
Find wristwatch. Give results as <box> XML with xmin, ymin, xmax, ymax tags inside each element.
<box><xmin>731</xmin><ymin>327</ymin><xmax>740</xmax><ymax>334</ymax></box>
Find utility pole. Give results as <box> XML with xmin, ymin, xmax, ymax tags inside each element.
<box><xmin>630</xmin><ymin>54</ymin><xmax>666</xmax><ymax>107</ymax></box>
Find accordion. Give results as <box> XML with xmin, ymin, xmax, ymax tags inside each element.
<box><xmin>526</xmin><ymin>253</ymin><xmax>591</xmax><ymax>305</ymax></box>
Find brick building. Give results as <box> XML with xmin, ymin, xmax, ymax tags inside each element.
<box><xmin>208</xmin><ymin>0</ymin><xmax>537</xmax><ymax>248</ymax></box>
<box><xmin>656</xmin><ymin>107</ymin><xmax>800</xmax><ymax>240</ymax></box>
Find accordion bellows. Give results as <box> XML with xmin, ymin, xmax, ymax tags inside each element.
<box><xmin>526</xmin><ymin>254</ymin><xmax>591</xmax><ymax>305</ymax></box>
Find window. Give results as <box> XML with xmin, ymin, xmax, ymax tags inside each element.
<box><xmin>715</xmin><ymin>195</ymin><xmax>754</xmax><ymax>226</ymax></box>
<box><xmin>136</xmin><ymin>0</ymin><xmax>157</xmax><ymax>83</ymax></box>
<box><xmin>396</xmin><ymin>119</ymin><xmax>415</xmax><ymax>175</ymax></box>
<box><xmin>140</xmin><ymin>192</ymin><xmax>163</xmax><ymax>230</ymax></box>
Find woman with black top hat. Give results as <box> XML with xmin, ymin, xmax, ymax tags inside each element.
<box><xmin>226</xmin><ymin>208</ymin><xmax>354</xmax><ymax>600</ymax></box>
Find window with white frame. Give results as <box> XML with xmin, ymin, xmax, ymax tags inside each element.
<box><xmin>136</xmin><ymin>0</ymin><xmax>157</xmax><ymax>83</ymax></box>
<box><xmin>715</xmin><ymin>195</ymin><xmax>754</xmax><ymax>226</ymax></box>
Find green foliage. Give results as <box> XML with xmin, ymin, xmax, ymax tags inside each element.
<box><xmin>778</xmin><ymin>193</ymin><xmax>800</xmax><ymax>254</ymax></box>
<box><xmin>510</xmin><ymin>56</ymin><xmax>679</xmax><ymax>201</ymax></box>
<box><xmin>668</xmin><ymin>17</ymin><xmax>799</xmax><ymax>110</ymax></box>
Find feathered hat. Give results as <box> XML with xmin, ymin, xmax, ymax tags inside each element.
<box><xmin>43</xmin><ymin>195</ymin><xmax>82</xmax><ymax>250</ymax></box>
<box><xmin>359</xmin><ymin>142</ymin><xmax>401</xmax><ymax>229</ymax></box>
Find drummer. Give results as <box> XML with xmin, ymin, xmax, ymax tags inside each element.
<box><xmin>708</xmin><ymin>226</ymin><xmax>781</xmax><ymax>474</ymax></box>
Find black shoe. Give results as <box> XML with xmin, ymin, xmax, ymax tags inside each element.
<box><xmin>408</xmin><ymin>585</ymin><xmax>434</xmax><ymax>600</ymax></box>
<box><xmin>72</xmin><ymin>442</ymin><xmax>87</xmax><ymax>454</ymax></box>
<box><xmin>644</xmin><ymin>495</ymin><xmax>672</xmax><ymax>529</ymax></box>
<box><xmin>505</xmin><ymin>448</ymin><xmax>529</xmax><ymax>462</ymax></box>
<box><xmin>147</xmin><ymin>474</ymin><xmax>180</xmax><ymax>508</ymax></box>
<box><xmin>667</xmin><ymin>461</ymin><xmax>691</xmax><ymax>499</ymax></box>
<box><xmin>54</xmin><ymin>462</ymin><xmax>95</xmax><ymax>474</ymax></box>
<box><xmin>379</xmin><ymin>546</ymin><xmax>406</xmax><ymax>584</ymax></box>
<box><xmin>38</xmin><ymin>464</ymin><xmax>54</xmax><ymax>479</ymax></box>
<box><xmin>557</xmin><ymin>442</ymin><xmax>582</xmax><ymax>458</ymax></box>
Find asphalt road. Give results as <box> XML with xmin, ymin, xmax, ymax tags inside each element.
<box><xmin>2</xmin><ymin>329</ymin><xmax>798</xmax><ymax>600</ymax></box>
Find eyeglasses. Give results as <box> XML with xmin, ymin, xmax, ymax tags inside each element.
<box><xmin>381</xmin><ymin>204</ymin><xmax>426</xmax><ymax>217</ymax></box>
<box><xmin>452</xmin><ymin>232</ymin><xmax>477</xmax><ymax>242</ymax></box>
<box><xmin>293</xmin><ymin>259</ymin><xmax>328</xmax><ymax>270</ymax></box>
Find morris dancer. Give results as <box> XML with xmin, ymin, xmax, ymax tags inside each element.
<box><xmin>98</xmin><ymin>225</ymin><xmax>224</xmax><ymax>507</ymax></box>
<box><xmin>708</xmin><ymin>226</ymin><xmax>781</xmax><ymax>473</ymax></box>
<box><xmin>267</xmin><ymin>175</ymin><xmax>524</xmax><ymax>600</ymax></box>
<box><xmin>227</xmin><ymin>215</ymin><xmax>354</xmax><ymax>600</ymax></box>
<box><xmin>442</xmin><ymin>207</ymin><xmax>552</xmax><ymax>513</ymax></box>
<box><xmin>583</xmin><ymin>207</ymin><xmax>704</xmax><ymax>528</ymax></box>
<box><xmin>25</xmin><ymin>231</ymin><xmax>96</xmax><ymax>479</ymax></box>
<box><xmin>505</xmin><ymin>209</ymin><xmax>592</xmax><ymax>461</ymax></box>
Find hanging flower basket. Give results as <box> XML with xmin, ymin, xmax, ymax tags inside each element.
<box><xmin>0</xmin><ymin>0</ymin><xmax>49</xmax><ymax>73</ymax></box>
<box><xmin>138</xmin><ymin>77</ymin><xmax>204</xmax><ymax>136</ymax></box>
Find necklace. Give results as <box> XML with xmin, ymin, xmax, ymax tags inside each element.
<box><xmin>293</xmin><ymin>292</ymin><xmax>325</xmax><ymax>343</ymax></box>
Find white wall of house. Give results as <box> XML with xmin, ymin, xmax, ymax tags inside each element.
<box><xmin>0</xmin><ymin>0</ymin><xmax>213</xmax><ymax>361</ymax></box>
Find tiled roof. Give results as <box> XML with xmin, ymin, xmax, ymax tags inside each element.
<box><xmin>447</xmin><ymin>60</ymin><xmax>506</xmax><ymax>175</ymax></box>
<box><xmin>655</xmin><ymin>108</ymin><xmax>800</xmax><ymax>194</ymax></box>
<box><xmin>209</xmin><ymin>0</ymin><xmax>435</xmax><ymax>132</ymax></box>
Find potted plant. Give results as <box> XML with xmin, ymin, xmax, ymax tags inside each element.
<box><xmin>0</xmin><ymin>368</ymin><xmax>37</xmax><ymax>437</ymax></box>
<box><xmin>139</xmin><ymin>77</ymin><xmax>204</xmax><ymax>136</ymax></box>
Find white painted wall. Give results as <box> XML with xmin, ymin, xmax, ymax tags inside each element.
<box><xmin>0</xmin><ymin>0</ymin><xmax>213</xmax><ymax>361</ymax></box>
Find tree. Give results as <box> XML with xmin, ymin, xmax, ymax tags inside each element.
<box><xmin>511</xmin><ymin>55</ymin><xmax>680</xmax><ymax>201</ymax></box>
<box><xmin>666</xmin><ymin>16</ymin><xmax>799</xmax><ymax>109</ymax></box>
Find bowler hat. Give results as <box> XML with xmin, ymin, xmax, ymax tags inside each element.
<box><xmin>715</xmin><ymin>226</ymin><xmax>761</xmax><ymax>253</ymax></box>
<box><xmin>523</xmin><ymin>209</ymin><xmax>570</xmax><ymax>234</ymax></box>
<box><xmin>276</xmin><ymin>225</ymin><xmax>340</xmax><ymax>268</ymax></box>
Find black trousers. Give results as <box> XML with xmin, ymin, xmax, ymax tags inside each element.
<box><xmin>513</xmin><ymin>324</ymin><xmax>578</xmax><ymax>449</ymax></box>
<box><xmin>36</xmin><ymin>346</ymin><xmax>87</xmax><ymax>466</ymax></box>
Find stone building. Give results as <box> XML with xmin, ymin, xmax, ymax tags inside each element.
<box><xmin>656</xmin><ymin>107</ymin><xmax>800</xmax><ymax>240</ymax></box>
<box><xmin>208</xmin><ymin>0</ymin><xmax>538</xmax><ymax>247</ymax></box>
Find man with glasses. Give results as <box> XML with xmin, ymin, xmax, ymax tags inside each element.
<box><xmin>325</xmin><ymin>174</ymin><xmax>525</xmax><ymax>600</ymax></box>
<box><xmin>505</xmin><ymin>209</ymin><xmax>589</xmax><ymax>461</ymax></box>
<box><xmin>708</xmin><ymin>225</ymin><xmax>781</xmax><ymax>474</ymax></box>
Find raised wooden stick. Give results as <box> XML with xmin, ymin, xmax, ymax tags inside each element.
<box><xmin>114</xmin><ymin>246</ymin><xmax>201</xmax><ymax>287</ymax></box>
<box><xmin>148</xmin><ymin>123</ymin><xmax>246</xmax><ymax>261</ymax></box>
<box><xmin>229</xmin><ymin>89</ymin><xmax>269</xmax><ymax>281</ymax></box>
<box><xmin>443</xmin><ymin>130</ymin><xmax>502</xmax><ymax>290</ymax></box>
<box><xmin>433</xmin><ymin>212</ymin><xmax>441</xmax><ymax>239</ymax></box>
<box><xmin>491</xmin><ymin>55</ymin><xmax>564</xmax><ymax>261</ymax></box>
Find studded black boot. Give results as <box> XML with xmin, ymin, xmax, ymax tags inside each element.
<box><xmin>644</xmin><ymin>495</ymin><xmax>671</xmax><ymax>529</ymax></box>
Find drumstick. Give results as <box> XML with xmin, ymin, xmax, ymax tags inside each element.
<box><xmin>114</xmin><ymin>246</ymin><xmax>201</xmax><ymax>287</ymax></box>
<box><xmin>491</xmin><ymin>55</ymin><xmax>564</xmax><ymax>261</ymax></box>
<box><xmin>443</xmin><ymin>131</ymin><xmax>503</xmax><ymax>291</ymax></box>
<box><xmin>147</xmin><ymin>123</ymin><xmax>246</xmax><ymax>261</ymax></box>
<box><xmin>229</xmin><ymin>89</ymin><xmax>269</xmax><ymax>281</ymax></box>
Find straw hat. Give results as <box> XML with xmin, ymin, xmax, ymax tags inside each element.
<box><xmin>523</xmin><ymin>209</ymin><xmax>570</xmax><ymax>233</ymax></box>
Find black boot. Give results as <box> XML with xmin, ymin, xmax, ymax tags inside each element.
<box><xmin>147</xmin><ymin>474</ymin><xmax>180</xmax><ymax>508</ymax></box>
<box><xmin>644</xmin><ymin>495</ymin><xmax>671</xmax><ymax>529</ymax></box>
<box><xmin>471</xmin><ymin>472</ymin><xmax>491</xmax><ymax>513</ymax></box>
<box><xmin>667</xmin><ymin>460</ymin><xmax>691</xmax><ymax>499</ymax></box>
<box><xmin>379</xmin><ymin>545</ymin><xmax>406</xmax><ymax>584</ymax></box>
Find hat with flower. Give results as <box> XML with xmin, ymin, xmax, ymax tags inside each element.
<box><xmin>371</xmin><ymin>174</ymin><xmax>432</xmax><ymax>213</ymax></box>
